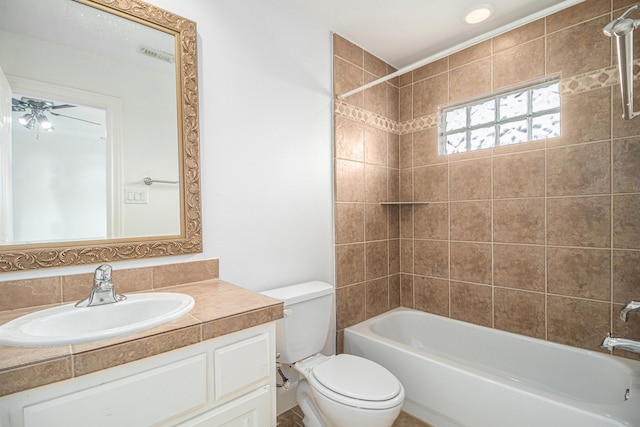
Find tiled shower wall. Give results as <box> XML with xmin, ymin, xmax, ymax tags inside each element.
<box><xmin>334</xmin><ymin>0</ymin><xmax>640</xmax><ymax>360</ymax></box>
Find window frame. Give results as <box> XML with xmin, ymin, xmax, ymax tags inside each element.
<box><xmin>439</xmin><ymin>77</ymin><xmax>561</xmax><ymax>155</ymax></box>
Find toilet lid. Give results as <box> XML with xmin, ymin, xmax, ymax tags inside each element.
<box><xmin>311</xmin><ymin>354</ymin><xmax>401</xmax><ymax>401</ymax></box>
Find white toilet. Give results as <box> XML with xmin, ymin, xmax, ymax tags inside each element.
<box><xmin>262</xmin><ymin>281</ymin><xmax>404</xmax><ymax>427</ymax></box>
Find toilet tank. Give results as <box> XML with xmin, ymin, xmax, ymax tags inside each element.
<box><xmin>261</xmin><ymin>281</ymin><xmax>333</xmax><ymax>364</ymax></box>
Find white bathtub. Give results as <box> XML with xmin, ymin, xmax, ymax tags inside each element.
<box><xmin>344</xmin><ymin>308</ymin><xmax>640</xmax><ymax>427</ymax></box>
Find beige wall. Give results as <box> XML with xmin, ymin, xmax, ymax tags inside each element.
<box><xmin>333</xmin><ymin>0</ymin><xmax>640</xmax><ymax>360</ymax></box>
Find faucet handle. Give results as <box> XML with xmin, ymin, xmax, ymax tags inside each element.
<box><xmin>620</xmin><ymin>300</ymin><xmax>640</xmax><ymax>322</ymax></box>
<box><xmin>94</xmin><ymin>264</ymin><xmax>113</xmax><ymax>282</ymax></box>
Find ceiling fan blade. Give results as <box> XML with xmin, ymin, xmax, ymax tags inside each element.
<box><xmin>49</xmin><ymin>111</ymin><xmax>101</xmax><ymax>125</ymax></box>
<box><xmin>50</xmin><ymin>104</ymin><xmax>76</xmax><ymax>110</ymax></box>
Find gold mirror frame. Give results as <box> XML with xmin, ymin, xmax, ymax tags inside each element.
<box><xmin>0</xmin><ymin>0</ymin><xmax>202</xmax><ymax>272</ymax></box>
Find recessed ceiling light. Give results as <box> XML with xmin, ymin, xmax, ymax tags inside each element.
<box><xmin>463</xmin><ymin>3</ymin><xmax>495</xmax><ymax>24</ymax></box>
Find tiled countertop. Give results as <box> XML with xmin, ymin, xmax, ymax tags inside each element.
<box><xmin>0</xmin><ymin>279</ymin><xmax>283</xmax><ymax>397</ymax></box>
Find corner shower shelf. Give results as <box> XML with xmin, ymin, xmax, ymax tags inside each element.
<box><xmin>379</xmin><ymin>202</ymin><xmax>430</xmax><ymax>205</ymax></box>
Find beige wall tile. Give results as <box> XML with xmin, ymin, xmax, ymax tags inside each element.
<box><xmin>333</xmin><ymin>34</ymin><xmax>363</xmax><ymax>66</ymax></box>
<box><xmin>414</xmin><ymin>164</ymin><xmax>448</xmax><ymax>202</ymax></box>
<box><xmin>493</xmin><ymin>38</ymin><xmax>545</xmax><ymax>90</ymax></box>
<box><xmin>450</xmin><ymin>281</ymin><xmax>492</xmax><ymax>327</ymax></box>
<box><xmin>494</xmin><ymin>288</ymin><xmax>545</xmax><ymax>339</ymax></box>
<box><xmin>613</xmin><ymin>194</ymin><xmax>640</xmax><ymax>249</ymax></box>
<box><xmin>546</xmin><ymin>141</ymin><xmax>611</xmax><ymax>196</ymax></box>
<box><xmin>365</xmin><ymin>163</ymin><xmax>388</xmax><ymax>202</ymax></box>
<box><xmin>493</xmin><ymin>244</ymin><xmax>545</xmax><ymax>292</ymax></box>
<box><xmin>388</xmin><ymin>168</ymin><xmax>400</xmax><ymax>202</ymax></box>
<box><xmin>335</xmin><ymin>116</ymin><xmax>364</xmax><ymax>161</ymax></box>
<box><xmin>612</xmin><ymin>250</ymin><xmax>640</xmax><ymax>303</ymax></box>
<box><xmin>450</xmin><ymin>201</ymin><xmax>492</xmax><ymax>242</ymax></box>
<box><xmin>364</xmin><ymin>71</ymin><xmax>388</xmax><ymax>117</ymax></box>
<box><xmin>613</xmin><ymin>137</ymin><xmax>640</xmax><ymax>193</ymax></box>
<box><xmin>365</xmin><ymin>203</ymin><xmax>388</xmax><ymax>241</ymax></box>
<box><xmin>546</xmin><ymin>16</ymin><xmax>611</xmax><ymax>77</ymax></box>
<box><xmin>414</xmin><ymin>276</ymin><xmax>449</xmax><ymax>317</ymax></box>
<box><xmin>366</xmin><ymin>277</ymin><xmax>390</xmax><ymax>318</ymax></box>
<box><xmin>493</xmin><ymin>19</ymin><xmax>544</xmax><ymax>52</ymax></box>
<box><xmin>546</xmin><ymin>0</ymin><xmax>611</xmax><ymax>34</ymax></box>
<box><xmin>414</xmin><ymin>203</ymin><xmax>449</xmax><ymax>240</ymax></box>
<box><xmin>335</xmin><ymin>203</ymin><xmax>364</xmax><ymax>244</ymax></box>
<box><xmin>413</xmin><ymin>73</ymin><xmax>448</xmax><ymax>118</ymax></box>
<box><xmin>450</xmin><ymin>242</ymin><xmax>492</xmax><ymax>284</ymax></box>
<box><xmin>449</xmin><ymin>157</ymin><xmax>492</xmax><ymax>201</ymax></box>
<box><xmin>547</xmin><ymin>196</ymin><xmax>611</xmax><ymax>247</ymax></box>
<box><xmin>389</xmin><ymin>239</ymin><xmax>400</xmax><ymax>274</ymax></box>
<box><xmin>449</xmin><ymin>58</ymin><xmax>491</xmax><ymax>102</ymax></box>
<box><xmin>389</xmin><ymin>274</ymin><xmax>401</xmax><ymax>309</ymax></box>
<box><xmin>493</xmin><ymin>150</ymin><xmax>545</xmax><ymax>198</ymax></box>
<box><xmin>449</xmin><ymin>40</ymin><xmax>492</xmax><ymax>69</ymax></box>
<box><xmin>366</xmin><ymin>241</ymin><xmax>389</xmax><ymax>280</ymax></box>
<box><xmin>414</xmin><ymin>239</ymin><xmax>449</xmax><ymax>279</ymax></box>
<box><xmin>336</xmin><ymin>283</ymin><xmax>366</xmax><ymax>330</ymax></box>
<box><xmin>493</xmin><ymin>198</ymin><xmax>545</xmax><ymax>244</ymax></box>
<box><xmin>400</xmin><ymin>133</ymin><xmax>413</xmax><ymax>169</ymax></box>
<box><xmin>152</xmin><ymin>260</ymin><xmax>219</xmax><ymax>289</ymax></box>
<box><xmin>547</xmin><ymin>247</ymin><xmax>611</xmax><ymax>300</ymax></box>
<box><xmin>413</xmin><ymin>58</ymin><xmax>448</xmax><ymax>82</ymax></box>
<box><xmin>547</xmin><ymin>295</ymin><xmax>610</xmax><ymax>351</ymax></box>
<box><xmin>400</xmin><ymin>274</ymin><xmax>414</xmax><ymax>308</ymax></box>
<box><xmin>612</xmin><ymin>81</ymin><xmax>640</xmax><ymax>139</ymax></box>
<box><xmin>335</xmin><ymin>159</ymin><xmax>365</xmax><ymax>202</ymax></box>
<box><xmin>413</xmin><ymin>127</ymin><xmax>445</xmax><ymax>166</ymax></box>
<box><xmin>334</xmin><ymin>57</ymin><xmax>364</xmax><ymax>107</ymax></box>
<box><xmin>364</xmin><ymin>51</ymin><xmax>387</xmax><ymax>77</ymax></box>
<box><xmin>0</xmin><ymin>277</ymin><xmax>62</xmax><ymax>311</ymax></box>
<box><xmin>401</xmin><ymin>239</ymin><xmax>414</xmax><ymax>273</ymax></box>
<box><xmin>399</xmin><ymin>85</ymin><xmax>413</xmax><ymax>122</ymax></box>
<box><xmin>549</xmin><ymin>87</ymin><xmax>611</xmax><ymax>148</ymax></box>
<box><xmin>336</xmin><ymin>243</ymin><xmax>365</xmax><ymax>287</ymax></box>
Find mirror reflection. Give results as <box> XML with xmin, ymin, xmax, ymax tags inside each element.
<box><xmin>0</xmin><ymin>0</ymin><xmax>181</xmax><ymax>246</ymax></box>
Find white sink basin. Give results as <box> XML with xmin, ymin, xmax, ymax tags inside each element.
<box><xmin>0</xmin><ymin>292</ymin><xmax>194</xmax><ymax>347</ymax></box>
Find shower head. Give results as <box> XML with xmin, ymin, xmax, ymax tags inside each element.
<box><xmin>605</xmin><ymin>4</ymin><xmax>640</xmax><ymax>120</ymax></box>
<box><xmin>603</xmin><ymin>4</ymin><xmax>639</xmax><ymax>37</ymax></box>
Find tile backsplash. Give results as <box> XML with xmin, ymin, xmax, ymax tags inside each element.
<box><xmin>334</xmin><ymin>0</ymin><xmax>640</xmax><ymax>360</ymax></box>
<box><xmin>0</xmin><ymin>259</ymin><xmax>219</xmax><ymax>311</ymax></box>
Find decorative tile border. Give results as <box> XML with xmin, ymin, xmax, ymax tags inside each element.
<box><xmin>334</xmin><ymin>100</ymin><xmax>397</xmax><ymax>133</ymax></box>
<box><xmin>336</xmin><ymin>61</ymin><xmax>635</xmax><ymax>136</ymax></box>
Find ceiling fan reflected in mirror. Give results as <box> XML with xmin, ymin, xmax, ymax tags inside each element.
<box><xmin>11</xmin><ymin>97</ymin><xmax>101</xmax><ymax>132</ymax></box>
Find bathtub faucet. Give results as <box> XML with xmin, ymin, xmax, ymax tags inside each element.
<box><xmin>601</xmin><ymin>333</ymin><xmax>640</xmax><ymax>354</ymax></box>
<box><xmin>620</xmin><ymin>300</ymin><xmax>640</xmax><ymax>322</ymax></box>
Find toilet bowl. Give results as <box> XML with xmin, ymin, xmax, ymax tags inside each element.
<box><xmin>261</xmin><ymin>282</ymin><xmax>404</xmax><ymax>427</ymax></box>
<box><xmin>294</xmin><ymin>354</ymin><xmax>404</xmax><ymax>427</ymax></box>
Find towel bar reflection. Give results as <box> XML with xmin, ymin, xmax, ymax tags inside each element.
<box><xmin>143</xmin><ymin>177</ymin><xmax>179</xmax><ymax>185</ymax></box>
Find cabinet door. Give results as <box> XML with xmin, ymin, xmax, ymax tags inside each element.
<box><xmin>23</xmin><ymin>354</ymin><xmax>207</xmax><ymax>427</ymax></box>
<box><xmin>213</xmin><ymin>333</ymin><xmax>270</xmax><ymax>402</ymax></box>
<box><xmin>178</xmin><ymin>386</ymin><xmax>270</xmax><ymax>427</ymax></box>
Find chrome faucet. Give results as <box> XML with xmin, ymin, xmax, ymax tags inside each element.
<box><xmin>600</xmin><ymin>300</ymin><xmax>640</xmax><ymax>354</ymax></box>
<box><xmin>601</xmin><ymin>333</ymin><xmax>640</xmax><ymax>354</ymax></box>
<box><xmin>75</xmin><ymin>264</ymin><xmax>127</xmax><ymax>308</ymax></box>
<box><xmin>620</xmin><ymin>300</ymin><xmax>640</xmax><ymax>322</ymax></box>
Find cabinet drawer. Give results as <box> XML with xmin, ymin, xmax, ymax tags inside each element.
<box><xmin>178</xmin><ymin>386</ymin><xmax>270</xmax><ymax>427</ymax></box>
<box><xmin>23</xmin><ymin>354</ymin><xmax>207</xmax><ymax>427</ymax></box>
<box><xmin>213</xmin><ymin>333</ymin><xmax>270</xmax><ymax>401</ymax></box>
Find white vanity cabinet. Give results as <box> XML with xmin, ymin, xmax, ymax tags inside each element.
<box><xmin>0</xmin><ymin>323</ymin><xmax>276</xmax><ymax>427</ymax></box>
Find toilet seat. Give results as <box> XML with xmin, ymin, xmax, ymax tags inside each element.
<box><xmin>308</xmin><ymin>354</ymin><xmax>404</xmax><ymax>410</ymax></box>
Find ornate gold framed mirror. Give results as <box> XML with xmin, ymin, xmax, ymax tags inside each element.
<box><xmin>0</xmin><ymin>0</ymin><xmax>202</xmax><ymax>272</ymax></box>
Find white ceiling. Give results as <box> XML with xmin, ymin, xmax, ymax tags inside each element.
<box><xmin>276</xmin><ymin>0</ymin><xmax>585</xmax><ymax>69</ymax></box>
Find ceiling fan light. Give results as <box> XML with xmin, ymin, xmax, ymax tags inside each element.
<box><xmin>24</xmin><ymin>117</ymin><xmax>36</xmax><ymax>130</ymax></box>
<box><xmin>463</xmin><ymin>4</ymin><xmax>495</xmax><ymax>24</ymax></box>
<box><xmin>37</xmin><ymin>113</ymin><xmax>54</xmax><ymax>130</ymax></box>
<box><xmin>18</xmin><ymin>113</ymin><xmax>33</xmax><ymax>126</ymax></box>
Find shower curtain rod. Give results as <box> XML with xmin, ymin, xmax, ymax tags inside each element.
<box><xmin>336</xmin><ymin>0</ymin><xmax>585</xmax><ymax>101</ymax></box>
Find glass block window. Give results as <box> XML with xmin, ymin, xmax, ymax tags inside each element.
<box><xmin>440</xmin><ymin>79</ymin><xmax>560</xmax><ymax>155</ymax></box>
